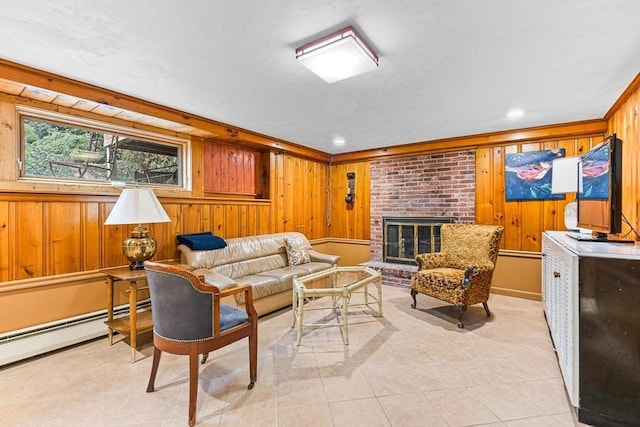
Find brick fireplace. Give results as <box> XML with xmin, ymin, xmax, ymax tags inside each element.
<box><xmin>368</xmin><ymin>150</ymin><xmax>476</xmax><ymax>286</ymax></box>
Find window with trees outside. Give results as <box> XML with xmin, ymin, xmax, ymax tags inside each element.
<box><xmin>19</xmin><ymin>107</ymin><xmax>186</xmax><ymax>187</ymax></box>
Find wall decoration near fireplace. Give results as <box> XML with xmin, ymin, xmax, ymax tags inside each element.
<box><xmin>383</xmin><ymin>216</ymin><xmax>455</xmax><ymax>265</ymax></box>
<box><xmin>505</xmin><ymin>148</ymin><xmax>565</xmax><ymax>201</ymax></box>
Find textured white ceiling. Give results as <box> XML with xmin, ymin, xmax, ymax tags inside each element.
<box><xmin>1</xmin><ymin>1</ymin><xmax>639</xmax><ymax>154</ymax></box>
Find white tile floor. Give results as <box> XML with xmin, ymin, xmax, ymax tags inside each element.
<box><xmin>0</xmin><ymin>284</ymin><xmax>589</xmax><ymax>426</ymax></box>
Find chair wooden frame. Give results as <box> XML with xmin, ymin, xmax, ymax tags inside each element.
<box><xmin>144</xmin><ymin>261</ymin><xmax>258</xmax><ymax>427</ymax></box>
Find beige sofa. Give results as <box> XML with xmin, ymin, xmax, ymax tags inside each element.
<box><xmin>177</xmin><ymin>232</ymin><xmax>340</xmax><ymax>316</ymax></box>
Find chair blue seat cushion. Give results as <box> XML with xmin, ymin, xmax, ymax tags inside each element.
<box><xmin>177</xmin><ymin>232</ymin><xmax>227</xmax><ymax>250</ymax></box>
<box><xmin>220</xmin><ymin>304</ymin><xmax>249</xmax><ymax>331</ymax></box>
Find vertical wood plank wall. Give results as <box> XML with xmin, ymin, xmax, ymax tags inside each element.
<box><xmin>1</xmin><ymin>76</ymin><xmax>639</xmax><ymax>333</ymax></box>
<box><xmin>271</xmin><ymin>152</ymin><xmax>330</xmax><ymax>237</ymax></box>
<box><xmin>0</xmin><ymin>97</ymin><xmax>330</xmax><ymax>331</ymax></box>
<box><xmin>0</xmin><ymin>157</ymin><xmax>330</xmax><ymax>283</ymax></box>
<box><xmin>328</xmin><ymin>161</ymin><xmax>371</xmax><ymax>240</ymax></box>
<box><xmin>475</xmin><ymin>134</ymin><xmax>606</xmax><ymax>252</ymax></box>
<box><xmin>607</xmin><ymin>81</ymin><xmax>640</xmax><ymax>237</ymax></box>
<box><xmin>203</xmin><ymin>142</ymin><xmax>259</xmax><ymax>196</ymax></box>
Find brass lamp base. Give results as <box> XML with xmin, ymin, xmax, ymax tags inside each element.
<box><xmin>123</xmin><ymin>225</ymin><xmax>158</xmax><ymax>270</ymax></box>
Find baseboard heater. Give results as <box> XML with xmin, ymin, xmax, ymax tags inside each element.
<box><xmin>0</xmin><ymin>301</ymin><xmax>150</xmax><ymax>367</ymax></box>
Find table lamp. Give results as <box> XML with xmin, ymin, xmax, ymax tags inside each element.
<box><xmin>104</xmin><ymin>187</ymin><xmax>171</xmax><ymax>269</ymax></box>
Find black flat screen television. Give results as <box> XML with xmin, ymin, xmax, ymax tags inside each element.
<box><xmin>571</xmin><ymin>133</ymin><xmax>632</xmax><ymax>242</ymax></box>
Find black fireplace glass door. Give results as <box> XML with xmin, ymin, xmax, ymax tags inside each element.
<box><xmin>386</xmin><ymin>225</ymin><xmax>399</xmax><ymax>258</ymax></box>
<box><xmin>402</xmin><ymin>226</ymin><xmax>415</xmax><ymax>259</ymax></box>
<box><xmin>417</xmin><ymin>226</ymin><xmax>432</xmax><ymax>254</ymax></box>
<box><xmin>382</xmin><ymin>217</ymin><xmax>454</xmax><ymax>264</ymax></box>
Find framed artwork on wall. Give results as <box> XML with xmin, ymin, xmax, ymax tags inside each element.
<box><xmin>580</xmin><ymin>143</ymin><xmax>610</xmax><ymax>200</ymax></box>
<box><xmin>505</xmin><ymin>149</ymin><xmax>566</xmax><ymax>201</ymax></box>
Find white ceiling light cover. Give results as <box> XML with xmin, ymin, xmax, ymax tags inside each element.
<box><xmin>296</xmin><ymin>26</ymin><xmax>378</xmax><ymax>84</ymax></box>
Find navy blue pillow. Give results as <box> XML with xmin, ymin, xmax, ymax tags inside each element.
<box><xmin>177</xmin><ymin>232</ymin><xmax>227</xmax><ymax>250</ymax></box>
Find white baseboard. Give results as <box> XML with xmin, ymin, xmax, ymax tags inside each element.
<box><xmin>0</xmin><ymin>302</ymin><xmax>148</xmax><ymax>367</ymax></box>
<box><xmin>0</xmin><ymin>317</ymin><xmax>107</xmax><ymax>366</ymax></box>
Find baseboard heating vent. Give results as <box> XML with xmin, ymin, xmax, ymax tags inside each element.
<box><xmin>0</xmin><ymin>301</ymin><xmax>150</xmax><ymax>367</ymax></box>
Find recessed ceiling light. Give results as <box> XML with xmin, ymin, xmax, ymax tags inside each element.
<box><xmin>333</xmin><ymin>136</ymin><xmax>346</xmax><ymax>146</ymax></box>
<box><xmin>507</xmin><ymin>109</ymin><xmax>524</xmax><ymax>119</ymax></box>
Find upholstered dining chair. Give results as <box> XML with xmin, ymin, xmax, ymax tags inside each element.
<box><xmin>410</xmin><ymin>223</ymin><xmax>504</xmax><ymax>328</ymax></box>
<box><xmin>143</xmin><ymin>261</ymin><xmax>258</xmax><ymax>427</ymax></box>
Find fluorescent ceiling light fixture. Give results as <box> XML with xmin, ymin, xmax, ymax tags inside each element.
<box><xmin>296</xmin><ymin>26</ymin><xmax>378</xmax><ymax>83</ymax></box>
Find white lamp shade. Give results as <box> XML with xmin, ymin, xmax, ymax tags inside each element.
<box><xmin>551</xmin><ymin>156</ymin><xmax>581</xmax><ymax>194</ymax></box>
<box><xmin>104</xmin><ymin>188</ymin><xmax>171</xmax><ymax>225</ymax></box>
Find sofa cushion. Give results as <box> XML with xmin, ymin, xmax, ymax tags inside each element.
<box><xmin>288</xmin><ymin>261</ymin><xmax>336</xmax><ymax>275</ymax></box>
<box><xmin>284</xmin><ymin>236</ymin><xmax>311</xmax><ymax>266</ymax></box>
<box><xmin>197</xmin><ymin>269</ymin><xmax>290</xmax><ymax>305</ymax></box>
<box><xmin>211</xmin><ymin>254</ymin><xmax>288</xmax><ymax>280</ymax></box>
<box><xmin>256</xmin><ymin>266</ymin><xmax>311</xmax><ymax>284</ymax></box>
<box><xmin>233</xmin><ymin>274</ymin><xmax>281</xmax><ymax>303</ymax></box>
<box><xmin>233</xmin><ymin>266</ymin><xmax>307</xmax><ymax>304</ymax></box>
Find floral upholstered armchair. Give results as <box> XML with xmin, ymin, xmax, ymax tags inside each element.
<box><xmin>410</xmin><ymin>223</ymin><xmax>504</xmax><ymax>328</ymax></box>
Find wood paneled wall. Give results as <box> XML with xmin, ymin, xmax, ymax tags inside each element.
<box><xmin>0</xmin><ymin>193</ymin><xmax>275</xmax><ymax>282</ymax></box>
<box><xmin>606</xmin><ymin>74</ymin><xmax>640</xmax><ymax>238</ymax></box>
<box><xmin>271</xmin><ymin>152</ymin><xmax>330</xmax><ymax>238</ymax></box>
<box><xmin>0</xmin><ymin>97</ymin><xmax>331</xmax><ymax>331</ymax></box>
<box><xmin>476</xmin><ymin>134</ymin><xmax>606</xmax><ymax>252</ymax></box>
<box><xmin>0</xmin><ymin>160</ymin><xmax>328</xmax><ymax>334</ymax></box>
<box><xmin>1</xmin><ymin>65</ymin><xmax>639</xmax><ymax>334</ymax></box>
<box><xmin>203</xmin><ymin>142</ymin><xmax>259</xmax><ymax>196</ymax></box>
<box><xmin>328</xmin><ymin>161</ymin><xmax>371</xmax><ymax>240</ymax></box>
<box><xmin>3</xmin><ymin>127</ymin><xmax>619</xmax><ymax>283</ymax></box>
<box><xmin>326</xmin><ymin>128</ymin><xmax>610</xmax><ymax>254</ymax></box>
<box><xmin>0</xmin><ymin>158</ymin><xmax>330</xmax><ymax>283</ymax></box>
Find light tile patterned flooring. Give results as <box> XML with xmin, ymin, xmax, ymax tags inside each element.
<box><xmin>1</xmin><ymin>284</ymin><xmax>589</xmax><ymax>426</ymax></box>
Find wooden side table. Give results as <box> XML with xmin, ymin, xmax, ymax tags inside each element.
<box><xmin>101</xmin><ymin>267</ymin><xmax>152</xmax><ymax>362</ymax></box>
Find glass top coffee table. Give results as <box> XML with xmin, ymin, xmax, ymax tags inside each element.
<box><xmin>292</xmin><ymin>265</ymin><xmax>383</xmax><ymax>345</ymax></box>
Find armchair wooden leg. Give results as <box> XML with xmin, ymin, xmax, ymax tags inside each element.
<box><xmin>482</xmin><ymin>302</ymin><xmax>491</xmax><ymax>317</ymax></box>
<box><xmin>201</xmin><ymin>353</ymin><xmax>209</xmax><ymax>364</ymax></box>
<box><xmin>248</xmin><ymin>327</ymin><xmax>257</xmax><ymax>390</ymax></box>
<box><xmin>146</xmin><ymin>346</ymin><xmax>162</xmax><ymax>393</ymax></box>
<box><xmin>188</xmin><ymin>349</ymin><xmax>199</xmax><ymax>427</ymax></box>
<box><xmin>410</xmin><ymin>289</ymin><xmax>418</xmax><ymax>309</ymax></box>
<box><xmin>455</xmin><ymin>305</ymin><xmax>467</xmax><ymax>328</ymax></box>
